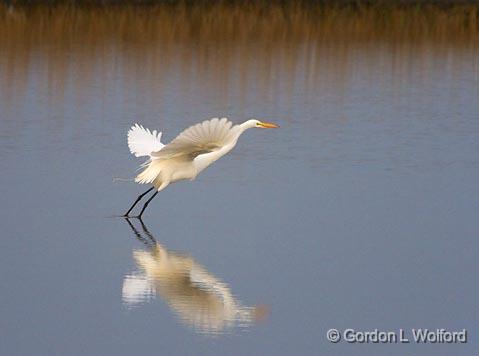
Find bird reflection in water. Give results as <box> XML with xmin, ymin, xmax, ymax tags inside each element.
<box><xmin>122</xmin><ymin>219</ymin><xmax>268</xmax><ymax>335</ymax></box>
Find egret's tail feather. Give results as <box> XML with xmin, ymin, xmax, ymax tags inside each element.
<box><xmin>128</xmin><ymin>124</ymin><xmax>165</xmax><ymax>158</ymax></box>
<box><xmin>135</xmin><ymin>160</ymin><xmax>163</xmax><ymax>184</ymax></box>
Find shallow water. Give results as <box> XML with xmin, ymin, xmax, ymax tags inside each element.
<box><xmin>1</xmin><ymin>6</ymin><xmax>479</xmax><ymax>356</ymax></box>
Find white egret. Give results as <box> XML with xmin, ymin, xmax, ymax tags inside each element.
<box><xmin>124</xmin><ymin>117</ymin><xmax>279</xmax><ymax>218</ymax></box>
<box><xmin>122</xmin><ymin>219</ymin><xmax>268</xmax><ymax>334</ymax></box>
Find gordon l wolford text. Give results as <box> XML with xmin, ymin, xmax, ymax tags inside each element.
<box><xmin>343</xmin><ymin>328</ymin><xmax>467</xmax><ymax>343</ymax></box>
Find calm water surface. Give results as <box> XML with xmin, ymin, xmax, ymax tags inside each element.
<box><xmin>1</xmin><ymin>7</ymin><xmax>478</xmax><ymax>356</ymax></box>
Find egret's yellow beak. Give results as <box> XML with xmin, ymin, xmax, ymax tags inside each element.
<box><xmin>258</xmin><ymin>121</ymin><xmax>279</xmax><ymax>129</ymax></box>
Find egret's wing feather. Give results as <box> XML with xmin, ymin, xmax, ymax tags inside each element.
<box><xmin>151</xmin><ymin>117</ymin><xmax>235</xmax><ymax>160</ymax></box>
<box><xmin>189</xmin><ymin>266</ymin><xmax>234</xmax><ymax>304</ymax></box>
<box><xmin>128</xmin><ymin>124</ymin><xmax>165</xmax><ymax>158</ymax></box>
<box><xmin>122</xmin><ymin>273</ymin><xmax>155</xmax><ymax>306</ymax></box>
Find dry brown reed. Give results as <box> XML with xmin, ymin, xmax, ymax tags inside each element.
<box><xmin>1</xmin><ymin>1</ymin><xmax>477</xmax><ymax>111</ymax></box>
<box><xmin>0</xmin><ymin>2</ymin><xmax>478</xmax><ymax>50</ymax></box>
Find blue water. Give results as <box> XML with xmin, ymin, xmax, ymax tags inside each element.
<box><xmin>0</xmin><ymin>35</ymin><xmax>478</xmax><ymax>355</ymax></box>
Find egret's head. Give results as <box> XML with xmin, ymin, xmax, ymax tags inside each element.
<box><xmin>245</xmin><ymin>119</ymin><xmax>280</xmax><ymax>129</ymax></box>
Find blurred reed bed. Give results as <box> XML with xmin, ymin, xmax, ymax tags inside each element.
<box><xmin>0</xmin><ymin>2</ymin><xmax>478</xmax><ymax>48</ymax></box>
<box><xmin>0</xmin><ymin>2</ymin><xmax>478</xmax><ymax>110</ymax></box>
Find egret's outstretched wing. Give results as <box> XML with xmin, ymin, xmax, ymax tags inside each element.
<box><xmin>128</xmin><ymin>124</ymin><xmax>164</xmax><ymax>157</ymax></box>
<box><xmin>122</xmin><ymin>273</ymin><xmax>155</xmax><ymax>306</ymax></box>
<box><xmin>151</xmin><ymin>118</ymin><xmax>236</xmax><ymax>160</ymax></box>
<box><xmin>189</xmin><ymin>266</ymin><xmax>234</xmax><ymax>304</ymax></box>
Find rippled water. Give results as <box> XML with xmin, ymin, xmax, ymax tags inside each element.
<box><xmin>122</xmin><ymin>219</ymin><xmax>267</xmax><ymax>335</ymax></box>
<box><xmin>1</xmin><ymin>5</ymin><xmax>478</xmax><ymax>356</ymax></box>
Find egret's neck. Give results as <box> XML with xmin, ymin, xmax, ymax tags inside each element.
<box><xmin>239</xmin><ymin>120</ymin><xmax>257</xmax><ymax>132</ymax></box>
<box><xmin>235</xmin><ymin>120</ymin><xmax>258</xmax><ymax>141</ymax></box>
<box><xmin>193</xmin><ymin>120</ymin><xmax>256</xmax><ymax>175</ymax></box>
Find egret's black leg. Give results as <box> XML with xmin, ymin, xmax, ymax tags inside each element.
<box><xmin>134</xmin><ymin>191</ymin><xmax>158</xmax><ymax>219</ymax></box>
<box><xmin>124</xmin><ymin>217</ymin><xmax>157</xmax><ymax>247</ymax></box>
<box><xmin>123</xmin><ymin>187</ymin><xmax>154</xmax><ymax>217</ymax></box>
<box><xmin>124</xmin><ymin>217</ymin><xmax>143</xmax><ymax>241</ymax></box>
<box><xmin>139</xmin><ymin>218</ymin><xmax>156</xmax><ymax>244</ymax></box>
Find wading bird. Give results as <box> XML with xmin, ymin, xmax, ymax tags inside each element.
<box><xmin>124</xmin><ymin>117</ymin><xmax>279</xmax><ymax>218</ymax></box>
<box><xmin>122</xmin><ymin>219</ymin><xmax>268</xmax><ymax>334</ymax></box>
